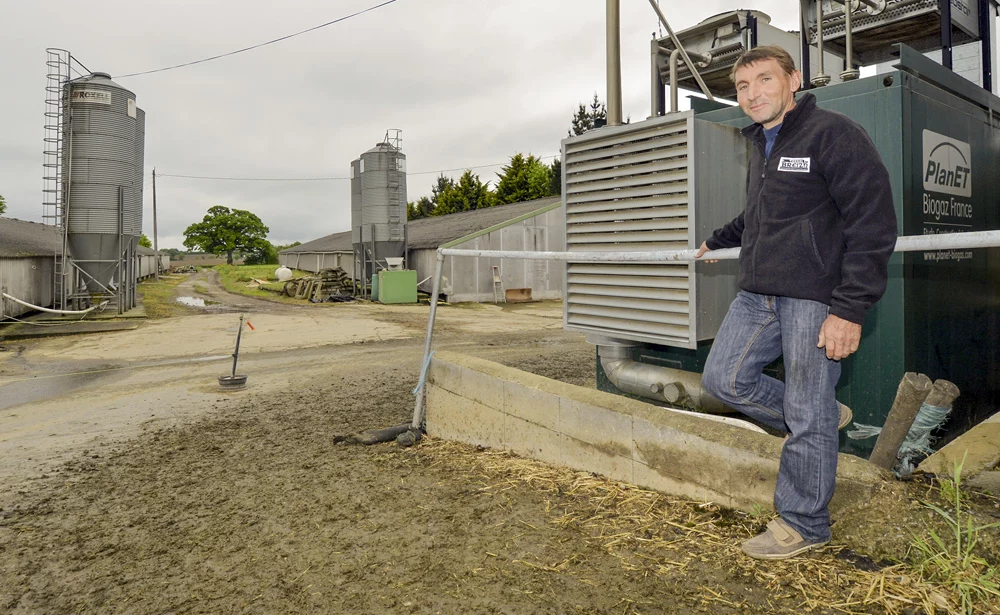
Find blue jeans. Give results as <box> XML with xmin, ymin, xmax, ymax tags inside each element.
<box><xmin>701</xmin><ymin>291</ymin><xmax>841</xmax><ymax>542</ymax></box>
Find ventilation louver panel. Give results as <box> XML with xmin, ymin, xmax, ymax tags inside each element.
<box><xmin>562</xmin><ymin>114</ymin><xmax>696</xmax><ymax>347</ymax></box>
<box><xmin>561</xmin><ymin>112</ymin><xmax>747</xmax><ymax>349</ymax></box>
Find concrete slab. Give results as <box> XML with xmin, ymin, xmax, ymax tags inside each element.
<box><xmin>0</xmin><ymin>320</ymin><xmax>142</xmax><ymax>339</ymax></box>
<box><xmin>426</xmin><ymin>350</ymin><xmax>890</xmax><ymax>513</ymax></box>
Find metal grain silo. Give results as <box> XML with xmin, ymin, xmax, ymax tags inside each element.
<box><xmin>63</xmin><ymin>72</ymin><xmax>144</xmax><ymax>293</ymax></box>
<box><xmin>351</xmin><ymin>134</ymin><xmax>407</xmax><ymax>286</ymax></box>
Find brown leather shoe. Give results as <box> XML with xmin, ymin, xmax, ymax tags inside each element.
<box><xmin>741</xmin><ymin>518</ymin><xmax>829</xmax><ymax>560</ymax></box>
<box><xmin>838</xmin><ymin>402</ymin><xmax>853</xmax><ymax>430</ymax></box>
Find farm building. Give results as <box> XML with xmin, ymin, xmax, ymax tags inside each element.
<box><xmin>0</xmin><ymin>218</ymin><xmax>64</xmax><ymax>320</ymax></box>
<box><xmin>0</xmin><ymin>217</ymin><xmax>168</xmax><ymax>321</ymax></box>
<box><xmin>279</xmin><ymin>197</ymin><xmax>565</xmax><ymax>303</ymax></box>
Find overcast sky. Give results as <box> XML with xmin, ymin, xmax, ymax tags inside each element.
<box><xmin>1</xmin><ymin>1</ymin><xmax>991</xmax><ymax>250</ymax></box>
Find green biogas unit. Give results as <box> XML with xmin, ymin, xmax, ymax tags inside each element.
<box><xmin>563</xmin><ymin>3</ymin><xmax>1000</xmax><ymax>459</ymax></box>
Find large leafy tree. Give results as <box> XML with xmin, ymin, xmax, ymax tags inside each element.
<box><xmin>0</xmin><ymin>193</ymin><xmax>6</xmax><ymax>216</ymax></box>
<box><xmin>495</xmin><ymin>154</ymin><xmax>553</xmax><ymax>205</ymax></box>
<box><xmin>139</xmin><ymin>234</ymin><xmax>152</xmax><ymax>248</ymax></box>
<box><xmin>182</xmin><ymin>206</ymin><xmax>271</xmax><ymax>265</ymax></box>
<box><xmin>434</xmin><ymin>170</ymin><xmax>494</xmax><ymax>216</ymax></box>
<box><xmin>569</xmin><ymin>93</ymin><xmax>608</xmax><ymax>136</ymax></box>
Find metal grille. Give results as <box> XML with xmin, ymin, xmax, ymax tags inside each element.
<box><xmin>563</xmin><ymin>114</ymin><xmax>696</xmax><ymax>347</ymax></box>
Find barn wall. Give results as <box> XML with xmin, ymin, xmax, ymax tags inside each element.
<box><xmin>442</xmin><ymin>206</ymin><xmax>565</xmax><ymax>303</ymax></box>
<box><xmin>0</xmin><ymin>257</ymin><xmax>54</xmax><ymax>319</ymax></box>
<box><xmin>278</xmin><ymin>252</ymin><xmax>352</xmax><ymax>275</ymax></box>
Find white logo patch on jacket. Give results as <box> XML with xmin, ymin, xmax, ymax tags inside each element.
<box><xmin>777</xmin><ymin>157</ymin><xmax>811</xmax><ymax>173</ymax></box>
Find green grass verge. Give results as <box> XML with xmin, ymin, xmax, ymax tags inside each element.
<box><xmin>138</xmin><ymin>274</ymin><xmax>195</xmax><ymax>319</ymax></box>
<box><xmin>213</xmin><ymin>265</ymin><xmax>316</xmax><ymax>304</ymax></box>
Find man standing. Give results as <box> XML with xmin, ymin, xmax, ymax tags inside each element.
<box><xmin>696</xmin><ymin>46</ymin><xmax>897</xmax><ymax>559</ymax></box>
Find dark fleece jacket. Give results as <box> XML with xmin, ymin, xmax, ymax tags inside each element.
<box><xmin>706</xmin><ymin>93</ymin><xmax>897</xmax><ymax>324</ymax></box>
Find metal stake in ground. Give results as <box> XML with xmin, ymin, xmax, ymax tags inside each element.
<box><xmin>219</xmin><ymin>315</ymin><xmax>248</xmax><ymax>389</ymax></box>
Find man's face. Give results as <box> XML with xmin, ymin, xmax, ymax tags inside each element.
<box><xmin>734</xmin><ymin>59</ymin><xmax>801</xmax><ymax>129</ymax></box>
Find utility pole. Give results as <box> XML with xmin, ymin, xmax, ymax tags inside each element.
<box><xmin>152</xmin><ymin>167</ymin><xmax>159</xmax><ymax>281</ymax></box>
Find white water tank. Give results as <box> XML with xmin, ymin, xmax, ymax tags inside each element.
<box><xmin>275</xmin><ymin>266</ymin><xmax>293</xmax><ymax>281</ymax></box>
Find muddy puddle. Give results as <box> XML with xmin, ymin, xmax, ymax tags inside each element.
<box><xmin>175</xmin><ymin>296</ymin><xmax>219</xmax><ymax>307</ymax></box>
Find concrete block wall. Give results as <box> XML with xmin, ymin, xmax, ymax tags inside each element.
<box><xmin>426</xmin><ymin>350</ymin><xmax>886</xmax><ymax>513</ymax></box>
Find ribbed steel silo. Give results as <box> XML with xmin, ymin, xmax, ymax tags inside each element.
<box><xmin>351</xmin><ymin>137</ymin><xmax>407</xmax><ymax>286</ymax></box>
<box><xmin>63</xmin><ymin>72</ymin><xmax>144</xmax><ymax>294</ymax></box>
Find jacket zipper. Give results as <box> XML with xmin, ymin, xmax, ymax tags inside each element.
<box><xmin>753</xmin><ymin>140</ymin><xmax>767</xmax><ymax>289</ymax></box>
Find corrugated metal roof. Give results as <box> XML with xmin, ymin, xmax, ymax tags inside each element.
<box><xmin>281</xmin><ymin>197</ymin><xmax>561</xmax><ymax>254</ymax></box>
<box><xmin>0</xmin><ymin>218</ymin><xmax>63</xmax><ymax>258</ymax></box>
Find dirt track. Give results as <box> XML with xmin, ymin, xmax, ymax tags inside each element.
<box><xmin>0</xmin><ymin>273</ymin><xmax>994</xmax><ymax>614</ymax></box>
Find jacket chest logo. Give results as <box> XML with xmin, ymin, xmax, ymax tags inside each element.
<box><xmin>776</xmin><ymin>157</ymin><xmax>811</xmax><ymax>173</ymax></box>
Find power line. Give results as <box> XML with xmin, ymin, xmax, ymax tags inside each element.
<box><xmin>113</xmin><ymin>0</ymin><xmax>401</xmax><ymax>79</ymax></box>
<box><xmin>156</xmin><ymin>155</ymin><xmax>560</xmax><ymax>182</ymax></box>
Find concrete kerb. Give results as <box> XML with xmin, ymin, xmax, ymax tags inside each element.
<box><xmin>425</xmin><ymin>350</ymin><xmax>889</xmax><ymax>514</ymax></box>
<box><xmin>918</xmin><ymin>411</ymin><xmax>1000</xmax><ymax>483</ymax></box>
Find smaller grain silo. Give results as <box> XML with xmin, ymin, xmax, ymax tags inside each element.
<box><xmin>351</xmin><ymin>131</ymin><xmax>407</xmax><ymax>289</ymax></box>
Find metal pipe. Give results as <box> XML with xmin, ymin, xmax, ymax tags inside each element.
<box><xmin>1</xmin><ymin>292</ymin><xmax>106</xmax><ymax>315</ymax></box>
<box><xmin>232</xmin><ymin>315</ymin><xmax>244</xmax><ymax>378</ymax></box>
<box><xmin>118</xmin><ymin>186</ymin><xmax>124</xmax><ymax>314</ymax></box>
<box><xmin>840</xmin><ymin>0</ymin><xmax>861</xmax><ymax>81</ymax></box>
<box><xmin>411</xmin><ymin>251</ymin><xmax>446</xmax><ymax>430</ymax></box>
<box><xmin>439</xmin><ymin>230</ymin><xmax>1000</xmax><ymax>261</ymax></box>
<box><xmin>646</xmin><ymin>0</ymin><xmax>716</xmax><ymax>102</ymax></box>
<box><xmin>558</xmin><ymin>336</ymin><xmax>769</xmax><ymax>433</ymax></box>
<box><xmin>670</xmin><ymin>49</ymin><xmax>680</xmax><ymax>112</ymax></box>
<box><xmin>812</xmin><ymin>0</ymin><xmax>832</xmax><ymax>86</ymax></box>
<box><xmin>651</xmin><ymin>38</ymin><xmax>665</xmax><ymax>117</ymax></box>
<box><xmin>856</xmin><ymin>0</ymin><xmax>886</xmax><ymax>12</ymax></box>
<box><xmin>607</xmin><ymin>0</ymin><xmax>623</xmax><ymax>126</ymax></box>
<box><xmin>668</xmin><ymin>48</ymin><xmax>713</xmax><ymax>112</ymax></box>
<box><xmin>822</xmin><ymin>0</ymin><xmax>916</xmax><ymax>25</ymax></box>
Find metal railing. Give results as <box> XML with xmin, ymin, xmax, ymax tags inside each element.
<box><xmin>410</xmin><ymin>229</ymin><xmax>1000</xmax><ymax>430</ymax></box>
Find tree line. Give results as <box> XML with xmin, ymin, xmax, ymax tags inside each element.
<box><xmin>407</xmin><ymin>154</ymin><xmax>561</xmax><ymax>221</ymax></box>
<box><xmin>406</xmin><ymin>93</ymin><xmax>608</xmax><ymax>221</ymax></box>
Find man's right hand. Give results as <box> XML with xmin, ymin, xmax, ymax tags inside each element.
<box><xmin>696</xmin><ymin>241</ymin><xmax>718</xmax><ymax>263</ymax></box>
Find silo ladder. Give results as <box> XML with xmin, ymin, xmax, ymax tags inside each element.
<box><xmin>492</xmin><ymin>265</ymin><xmax>505</xmax><ymax>304</ymax></box>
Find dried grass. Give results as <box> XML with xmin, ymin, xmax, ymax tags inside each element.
<box><xmin>414</xmin><ymin>438</ymin><xmax>999</xmax><ymax>615</ymax></box>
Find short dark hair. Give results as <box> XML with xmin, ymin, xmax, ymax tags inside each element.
<box><xmin>730</xmin><ymin>45</ymin><xmax>797</xmax><ymax>83</ymax></box>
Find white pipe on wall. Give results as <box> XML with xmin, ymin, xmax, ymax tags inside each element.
<box><xmin>2</xmin><ymin>292</ymin><xmax>106</xmax><ymax>315</ymax></box>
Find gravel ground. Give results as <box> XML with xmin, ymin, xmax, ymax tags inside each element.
<box><xmin>1</xmin><ymin>274</ymin><xmax>997</xmax><ymax>614</ymax></box>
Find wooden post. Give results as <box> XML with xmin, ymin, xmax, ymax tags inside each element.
<box><xmin>925</xmin><ymin>379</ymin><xmax>961</xmax><ymax>409</ymax></box>
<box><xmin>869</xmin><ymin>372</ymin><xmax>933</xmax><ymax>469</ymax></box>
<box><xmin>152</xmin><ymin>168</ymin><xmax>159</xmax><ymax>281</ymax></box>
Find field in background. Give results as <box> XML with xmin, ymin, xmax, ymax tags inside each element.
<box><xmin>213</xmin><ymin>264</ymin><xmax>316</xmax><ymax>303</ymax></box>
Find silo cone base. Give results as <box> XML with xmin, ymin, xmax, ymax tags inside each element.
<box><xmin>218</xmin><ymin>375</ymin><xmax>248</xmax><ymax>390</ymax></box>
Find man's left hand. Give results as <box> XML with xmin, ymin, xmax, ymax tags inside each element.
<box><xmin>817</xmin><ymin>314</ymin><xmax>862</xmax><ymax>361</ymax></box>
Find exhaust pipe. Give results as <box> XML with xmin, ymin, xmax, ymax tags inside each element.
<box><xmin>591</xmin><ymin>336</ymin><xmax>733</xmax><ymax>414</ymax></box>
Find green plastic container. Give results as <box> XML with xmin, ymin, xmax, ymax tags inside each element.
<box><xmin>378</xmin><ymin>270</ymin><xmax>418</xmax><ymax>304</ymax></box>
